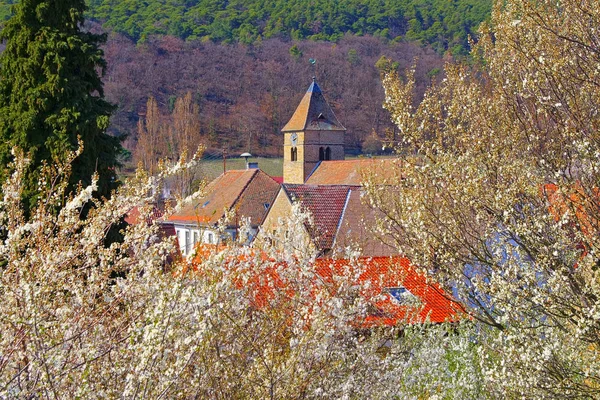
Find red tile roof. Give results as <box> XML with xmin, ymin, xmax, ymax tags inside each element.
<box><xmin>168</xmin><ymin>169</ymin><xmax>280</xmax><ymax>227</ymax></box>
<box><xmin>282</xmin><ymin>184</ymin><xmax>357</xmax><ymax>250</ymax></box>
<box><xmin>315</xmin><ymin>256</ymin><xmax>463</xmax><ymax>325</ymax></box>
<box><xmin>190</xmin><ymin>250</ymin><xmax>464</xmax><ymax>326</ymax></box>
<box><xmin>235</xmin><ymin>170</ymin><xmax>281</xmax><ymax>227</ymax></box>
<box><xmin>124</xmin><ymin>205</ymin><xmax>176</xmax><ymax>239</ymax></box>
<box><xmin>125</xmin><ymin>205</ymin><xmax>164</xmax><ymax>225</ymax></box>
<box><xmin>544</xmin><ymin>183</ymin><xmax>600</xmax><ymax>237</ymax></box>
<box><xmin>305</xmin><ymin>158</ymin><xmax>400</xmax><ymax>185</ymax></box>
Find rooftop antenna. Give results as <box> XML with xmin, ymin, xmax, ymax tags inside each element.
<box><xmin>309</xmin><ymin>58</ymin><xmax>317</xmax><ymax>81</ymax></box>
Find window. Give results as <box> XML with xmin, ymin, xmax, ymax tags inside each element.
<box><xmin>207</xmin><ymin>232</ymin><xmax>214</xmax><ymax>244</ymax></box>
<box><xmin>193</xmin><ymin>231</ymin><xmax>198</xmax><ymax>245</ymax></box>
<box><xmin>325</xmin><ymin>146</ymin><xmax>331</xmax><ymax>160</ymax></box>
<box><xmin>319</xmin><ymin>147</ymin><xmax>325</xmax><ymax>161</ymax></box>
<box><xmin>185</xmin><ymin>231</ymin><xmax>190</xmax><ymax>255</ymax></box>
<box><xmin>386</xmin><ymin>287</ymin><xmax>421</xmax><ymax>307</ymax></box>
<box><xmin>291</xmin><ymin>147</ymin><xmax>297</xmax><ymax>161</ymax></box>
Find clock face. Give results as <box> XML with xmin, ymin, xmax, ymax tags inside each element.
<box><xmin>290</xmin><ymin>132</ymin><xmax>298</xmax><ymax>146</ymax></box>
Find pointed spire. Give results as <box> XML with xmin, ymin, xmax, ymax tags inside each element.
<box><xmin>282</xmin><ymin>78</ymin><xmax>345</xmax><ymax>132</ymax></box>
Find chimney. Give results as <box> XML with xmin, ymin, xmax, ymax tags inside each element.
<box><xmin>240</xmin><ymin>152</ymin><xmax>252</xmax><ymax>169</ymax></box>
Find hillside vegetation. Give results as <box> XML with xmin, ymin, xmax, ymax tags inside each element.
<box><xmin>102</xmin><ymin>34</ymin><xmax>443</xmax><ymax>157</ymax></box>
<box><xmin>1</xmin><ymin>0</ymin><xmax>491</xmax><ymax>55</ymax></box>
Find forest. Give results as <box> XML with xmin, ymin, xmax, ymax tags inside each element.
<box><xmin>0</xmin><ymin>0</ymin><xmax>491</xmax><ymax>55</ymax></box>
<box><xmin>100</xmin><ymin>30</ymin><xmax>443</xmax><ymax>158</ymax></box>
<box><xmin>0</xmin><ymin>0</ymin><xmax>485</xmax><ymax>158</ymax></box>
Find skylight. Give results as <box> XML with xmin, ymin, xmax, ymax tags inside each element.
<box><xmin>386</xmin><ymin>287</ymin><xmax>421</xmax><ymax>307</ymax></box>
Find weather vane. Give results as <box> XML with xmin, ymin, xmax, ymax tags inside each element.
<box><xmin>309</xmin><ymin>58</ymin><xmax>316</xmax><ymax>81</ymax></box>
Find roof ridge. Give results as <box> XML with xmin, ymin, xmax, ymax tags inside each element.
<box><xmin>304</xmin><ymin>160</ymin><xmax>322</xmax><ymax>182</ymax></box>
<box><xmin>331</xmin><ymin>187</ymin><xmax>353</xmax><ymax>251</ymax></box>
<box><xmin>230</xmin><ymin>169</ymin><xmax>259</xmax><ymax>211</ymax></box>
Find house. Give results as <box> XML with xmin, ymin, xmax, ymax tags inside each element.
<box><xmin>125</xmin><ymin>203</ymin><xmax>176</xmax><ymax>238</ymax></box>
<box><xmin>167</xmin><ymin>168</ymin><xmax>280</xmax><ymax>255</ymax></box>
<box><xmin>259</xmin><ymin>184</ymin><xmax>397</xmax><ymax>257</ymax></box>
<box><xmin>259</xmin><ymin>184</ymin><xmax>358</xmax><ymax>254</ymax></box>
<box><xmin>190</xmin><ymin>249</ymin><xmax>464</xmax><ymax>326</ymax></box>
<box><xmin>315</xmin><ymin>256</ymin><xmax>464</xmax><ymax>325</ymax></box>
<box><xmin>256</xmin><ymin>78</ymin><xmax>400</xmax><ymax>256</ymax></box>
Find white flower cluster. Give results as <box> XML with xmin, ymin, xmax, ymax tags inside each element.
<box><xmin>0</xmin><ymin>148</ymin><xmax>482</xmax><ymax>398</ymax></box>
<box><xmin>366</xmin><ymin>0</ymin><xmax>600</xmax><ymax>397</ymax></box>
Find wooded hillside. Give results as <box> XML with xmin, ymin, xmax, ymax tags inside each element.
<box><xmin>0</xmin><ymin>0</ymin><xmax>483</xmax><ymax>158</ymax></box>
<box><xmin>100</xmin><ymin>31</ymin><xmax>443</xmax><ymax>157</ymax></box>
<box><xmin>1</xmin><ymin>0</ymin><xmax>491</xmax><ymax>55</ymax></box>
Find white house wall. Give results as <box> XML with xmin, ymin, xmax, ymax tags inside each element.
<box><xmin>173</xmin><ymin>223</ymin><xmax>257</xmax><ymax>255</ymax></box>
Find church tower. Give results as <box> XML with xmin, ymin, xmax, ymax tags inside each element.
<box><xmin>282</xmin><ymin>78</ymin><xmax>346</xmax><ymax>184</ymax></box>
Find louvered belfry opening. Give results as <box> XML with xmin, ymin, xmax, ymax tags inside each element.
<box><xmin>282</xmin><ymin>78</ymin><xmax>346</xmax><ymax>183</ymax></box>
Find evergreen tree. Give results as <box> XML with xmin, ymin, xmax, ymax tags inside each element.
<box><xmin>0</xmin><ymin>0</ymin><xmax>122</xmax><ymax>211</ymax></box>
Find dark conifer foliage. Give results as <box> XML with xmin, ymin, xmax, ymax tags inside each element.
<box><xmin>0</xmin><ymin>0</ymin><xmax>123</xmax><ymax>211</ymax></box>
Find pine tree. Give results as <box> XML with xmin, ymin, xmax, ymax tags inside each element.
<box><xmin>0</xmin><ymin>0</ymin><xmax>122</xmax><ymax>211</ymax></box>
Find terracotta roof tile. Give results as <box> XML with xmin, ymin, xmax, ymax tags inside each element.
<box><xmin>314</xmin><ymin>256</ymin><xmax>464</xmax><ymax>324</ymax></box>
<box><xmin>306</xmin><ymin>158</ymin><xmax>400</xmax><ymax>185</ymax></box>
<box><xmin>125</xmin><ymin>205</ymin><xmax>164</xmax><ymax>225</ymax></box>
<box><xmin>282</xmin><ymin>184</ymin><xmax>357</xmax><ymax>250</ymax></box>
<box><xmin>235</xmin><ymin>171</ymin><xmax>281</xmax><ymax>226</ymax></box>
<box><xmin>169</xmin><ymin>169</ymin><xmax>280</xmax><ymax>227</ymax></box>
<box><xmin>191</xmin><ymin>251</ymin><xmax>464</xmax><ymax>326</ymax></box>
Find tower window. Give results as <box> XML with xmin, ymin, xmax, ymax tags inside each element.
<box><xmin>319</xmin><ymin>147</ymin><xmax>325</xmax><ymax>161</ymax></box>
<box><xmin>325</xmin><ymin>147</ymin><xmax>331</xmax><ymax>160</ymax></box>
<box><xmin>291</xmin><ymin>147</ymin><xmax>298</xmax><ymax>161</ymax></box>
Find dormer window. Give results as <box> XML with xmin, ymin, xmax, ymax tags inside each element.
<box><xmin>386</xmin><ymin>286</ymin><xmax>421</xmax><ymax>307</ymax></box>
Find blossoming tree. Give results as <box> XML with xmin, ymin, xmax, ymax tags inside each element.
<box><xmin>366</xmin><ymin>0</ymin><xmax>600</xmax><ymax>397</ymax></box>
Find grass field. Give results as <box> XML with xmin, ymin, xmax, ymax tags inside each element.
<box><xmin>121</xmin><ymin>154</ymin><xmax>394</xmax><ymax>184</ymax></box>
<box><xmin>194</xmin><ymin>157</ymin><xmax>284</xmax><ymax>181</ymax></box>
<box><xmin>194</xmin><ymin>154</ymin><xmax>396</xmax><ymax>181</ymax></box>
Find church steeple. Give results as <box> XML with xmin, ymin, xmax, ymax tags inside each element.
<box><xmin>282</xmin><ymin>79</ymin><xmax>346</xmax><ymax>184</ymax></box>
<box><xmin>282</xmin><ymin>78</ymin><xmax>345</xmax><ymax>133</ymax></box>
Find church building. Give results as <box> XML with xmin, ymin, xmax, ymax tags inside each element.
<box><xmin>165</xmin><ymin>77</ymin><xmax>397</xmax><ymax>257</ymax></box>
<box><xmin>282</xmin><ymin>78</ymin><xmax>346</xmax><ymax>184</ymax></box>
<box><xmin>259</xmin><ymin>78</ymin><xmax>397</xmax><ymax>256</ymax></box>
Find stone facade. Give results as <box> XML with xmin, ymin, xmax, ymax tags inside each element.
<box><xmin>256</xmin><ymin>189</ymin><xmax>314</xmax><ymax>251</ymax></box>
<box><xmin>282</xmin><ymin>79</ymin><xmax>346</xmax><ymax>184</ymax></box>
